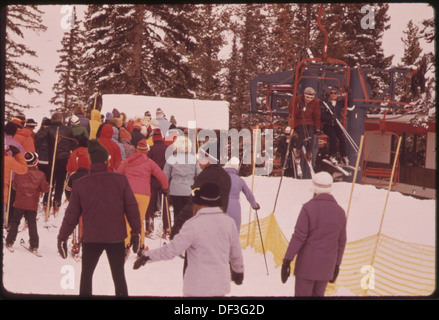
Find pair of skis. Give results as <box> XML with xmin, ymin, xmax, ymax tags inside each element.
<box><xmin>322</xmin><ymin>158</ymin><xmax>355</xmax><ymax>176</ymax></box>
<box><xmin>5</xmin><ymin>238</ymin><xmax>43</xmax><ymax>257</ymax></box>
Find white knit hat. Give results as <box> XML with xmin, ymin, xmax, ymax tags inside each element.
<box><xmin>311</xmin><ymin>171</ymin><xmax>333</xmax><ymax>194</ymax></box>
<box><xmin>224</xmin><ymin>157</ymin><xmax>240</xmax><ymax>171</ymax></box>
<box><xmin>71</xmin><ymin>115</ymin><xmax>80</xmax><ymax>126</ymax></box>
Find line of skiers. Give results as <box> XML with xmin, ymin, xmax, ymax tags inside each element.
<box><xmin>3</xmin><ymin>104</ymin><xmax>346</xmax><ymax>298</ymax></box>
<box><xmin>277</xmin><ymin>86</ymin><xmax>349</xmax><ymax>178</ymax></box>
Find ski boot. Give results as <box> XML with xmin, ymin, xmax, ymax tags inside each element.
<box><xmin>53</xmin><ymin>201</ymin><xmax>61</xmax><ymax>216</ymax></box>
<box><xmin>329</xmin><ymin>156</ymin><xmax>338</xmax><ymax>166</ymax></box>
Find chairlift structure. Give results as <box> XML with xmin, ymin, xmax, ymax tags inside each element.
<box><xmin>249</xmin><ymin>4</ymin><xmax>424</xmax><ymax>185</ymax></box>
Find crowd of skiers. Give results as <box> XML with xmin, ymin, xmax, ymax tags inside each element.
<box><xmin>3</xmin><ymin>98</ymin><xmax>346</xmax><ymax>298</ymax></box>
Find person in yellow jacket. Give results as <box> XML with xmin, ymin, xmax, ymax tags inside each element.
<box><xmin>89</xmin><ymin>109</ymin><xmax>102</xmax><ymax>139</ymax></box>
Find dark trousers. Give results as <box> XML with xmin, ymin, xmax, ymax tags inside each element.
<box><xmin>43</xmin><ymin>158</ymin><xmax>68</xmax><ymax>206</ymax></box>
<box><xmin>170</xmin><ymin>195</ymin><xmax>190</xmax><ymax>222</ymax></box>
<box><xmin>294</xmin><ymin>125</ymin><xmax>315</xmax><ymax>154</ymax></box>
<box><xmin>294</xmin><ymin>278</ymin><xmax>329</xmax><ymax>297</ymax></box>
<box><xmin>6</xmin><ymin>208</ymin><xmax>39</xmax><ymax>249</ymax></box>
<box><xmin>323</xmin><ymin>123</ymin><xmax>346</xmax><ymax>158</ymax></box>
<box><xmin>80</xmin><ymin>242</ymin><xmax>128</xmax><ymax>297</ymax></box>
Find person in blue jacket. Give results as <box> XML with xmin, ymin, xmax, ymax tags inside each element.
<box><xmin>224</xmin><ymin>157</ymin><xmax>259</xmax><ymax>233</ymax></box>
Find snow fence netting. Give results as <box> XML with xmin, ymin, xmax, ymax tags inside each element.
<box><xmin>239</xmin><ymin>213</ymin><xmax>436</xmax><ymax>297</ymax></box>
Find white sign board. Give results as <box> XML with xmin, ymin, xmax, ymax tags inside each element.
<box><xmin>101</xmin><ymin>94</ymin><xmax>229</xmax><ymax>131</ymax></box>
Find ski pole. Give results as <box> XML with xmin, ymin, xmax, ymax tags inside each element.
<box><xmin>4</xmin><ymin>172</ymin><xmax>13</xmax><ymax>227</ymax></box>
<box><xmin>46</xmin><ymin>126</ymin><xmax>59</xmax><ymax>222</ymax></box>
<box><xmin>322</xmin><ymin>102</ymin><xmax>359</xmax><ymax>153</ymax></box>
<box><xmin>255</xmin><ymin>209</ymin><xmax>269</xmax><ymax>275</ymax></box>
<box><xmin>164</xmin><ymin>192</ymin><xmax>171</xmax><ymax>233</ymax></box>
<box><xmin>346</xmin><ymin>135</ymin><xmax>364</xmax><ymax>221</ymax></box>
<box><xmin>246</xmin><ymin>125</ymin><xmax>258</xmax><ymax>246</ymax></box>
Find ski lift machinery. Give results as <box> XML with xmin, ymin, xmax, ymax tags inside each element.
<box><xmin>249</xmin><ymin>4</ymin><xmax>423</xmax><ymax>184</ymax></box>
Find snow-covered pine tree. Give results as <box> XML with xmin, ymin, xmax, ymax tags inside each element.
<box><xmin>4</xmin><ymin>5</ymin><xmax>47</xmax><ymax>118</ymax></box>
<box><xmin>229</xmin><ymin>3</ymin><xmax>274</xmax><ymax>131</ymax></box>
<box><xmin>50</xmin><ymin>6</ymin><xmax>86</xmax><ymax>119</ymax></box>
<box><xmin>181</xmin><ymin>4</ymin><xmax>227</xmax><ymax>100</ymax></box>
<box><xmin>80</xmin><ymin>4</ymin><xmax>198</xmax><ymax>106</ymax></box>
<box><xmin>398</xmin><ymin>20</ymin><xmax>436</xmax><ymax>126</ymax></box>
<box><xmin>140</xmin><ymin>4</ymin><xmax>198</xmax><ymax>98</ymax></box>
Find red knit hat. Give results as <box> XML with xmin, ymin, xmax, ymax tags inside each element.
<box><xmin>137</xmin><ymin>139</ymin><xmax>149</xmax><ymax>152</ymax></box>
<box><xmin>133</xmin><ymin>118</ymin><xmax>143</xmax><ymax>130</ymax></box>
<box><xmin>152</xmin><ymin>128</ymin><xmax>163</xmax><ymax>141</ymax></box>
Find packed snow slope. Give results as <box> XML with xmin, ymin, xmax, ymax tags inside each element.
<box><xmin>2</xmin><ymin>176</ymin><xmax>435</xmax><ymax>297</ymax></box>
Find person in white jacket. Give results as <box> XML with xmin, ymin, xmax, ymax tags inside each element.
<box><xmin>133</xmin><ymin>182</ymin><xmax>244</xmax><ymax>297</ymax></box>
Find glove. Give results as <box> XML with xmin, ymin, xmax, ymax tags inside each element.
<box><xmin>133</xmin><ymin>254</ymin><xmax>151</xmax><ymax>270</ymax></box>
<box><xmin>252</xmin><ymin>203</ymin><xmax>260</xmax><ymax>211</ymax></box>
<box><xmin>231</xmin><ymin>269</ymin><xmax>244</xmax><ymax>285</ymax></box>
<box><xmin>130</xmin><ymin>232</ymin><xmax>140</xmax><ymax>253</ymax></box>
<box><xmin>8</xmin><ymin>145</ymin><xmax>20</xmax><ymax>156</ymax></box>
<box><xmin>281</xmin><ymin>259</ymin><xmax>291</xmax><ymax>284</ymax></box>
<box><xmin>329</xmin><ymin>265</ymin><xmax>340</xmax><ymax>284</ymax></box>
<box><xmin>162</xmin><ymin>188</ymin><xmax>169</xmax><ymax>195</ymax></box>
<box><xmin>58</xmin><ymin>239</ymin><xmax>68</xmax><ymax>259</ymax></box>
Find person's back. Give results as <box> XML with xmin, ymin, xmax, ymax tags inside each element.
<box><xmin>61</xmin><ymin>162</ymin><xmax>139</xmax><ymax>243</ymax></box>
<box><xmin>179</xmin><ymin>208</ymin><xmax>242</xmax><ymax>296</ymax></box>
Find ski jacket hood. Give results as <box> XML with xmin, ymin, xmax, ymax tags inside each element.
<box><xmin>90</xmin><ymin>109</ymin><xmax>101</xmax><ymax>122</ymax></box>
<box><xmin>100</xmin><ymin>124</ymin><xmax>114</xmax><ymax>139</ymax></box>
<box><xmin>13</xmin><ymin>128</ymin><xmax>35</xmax><ymax>153</ymax></box>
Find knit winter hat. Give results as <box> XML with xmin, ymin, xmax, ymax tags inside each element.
<box><xmin>24</xmin><ymin>152</ymin><xmax>39</xmax><ymax>167</ymax></box>
<box><xmin>4</xmin><ymin>121</ymin><xmax>18</xmax><ymax>136</ymax></box>
<box><xmin>133</xmin><ymin>118</ymin><xmax>143</xmax><ymax>130</ymax></box>
<box><xmin>112</xmin><ymin>108</ymin><xmax>120</xmax><ymax>118</ymax></box>
<box><xmin>71</xmin><ymin>115</ymin><xmax>80</xmax><ymax>126</ymax></box>
<box><xmin>88</xmin><ymin>139</ymin><xmax>109</xmax><ymax>164</ymax></box>
<box><xmin>192</xmin><ymin>183</ymin><xmax>222</xmax><ymax>207</ymax></box>
<box><xmin>144</xmin><ymin>111</ymin><xmax>151</xmax><ymax>117</ymax></box>
<box><xmin>10</xmin><ymin>117</ymin><xmax>23</xmax><ymax>128</ymax></box>
<box><xmin>156</xmin><ymin>108</ymin><xmax>164</xmax><ymax>116</ymax></box>
<box><xmin>312</xmin><ymin>171</ymin><xmax>333</xmax><ymax>194</ymax></box>
<box><xmin>152</xmin><ymin>128</ymin><xmax>163</xmax><ymax>141</ymax></box>
<box><xmin>137</xmin><ymin>139</ymin><xmax>149</xmax><ymax>152</ymax></box>
<box><xmin>26</xmin><ymin>119</ymin><xmax>38</xmax><ymax>128</ymax></box>
<box><xmin>224</xmin><ymin>157</ymin><xmax>240</xmax><ymax>171</ymax></box>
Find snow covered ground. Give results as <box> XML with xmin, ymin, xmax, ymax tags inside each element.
<box><xmin>2</xmin><ymin>176</ymin><xmax>435</xmax><ymax>298</ymax></box>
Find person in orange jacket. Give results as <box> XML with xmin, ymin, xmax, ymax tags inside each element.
<box><xmin>3</xmin><ymin>145</ymin><xmax>28</xmax><ymax>225</ymax></box>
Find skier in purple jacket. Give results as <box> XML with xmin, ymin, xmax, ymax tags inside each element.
<box><xmin>281</xmin><ymin>171</ymin><xmax>347</xmax><ymax>297</ymax></box>
<box><xmin>224</xmin><ymin>157</ymin><xmax>259</xmax><ymax>233</ymax></box>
